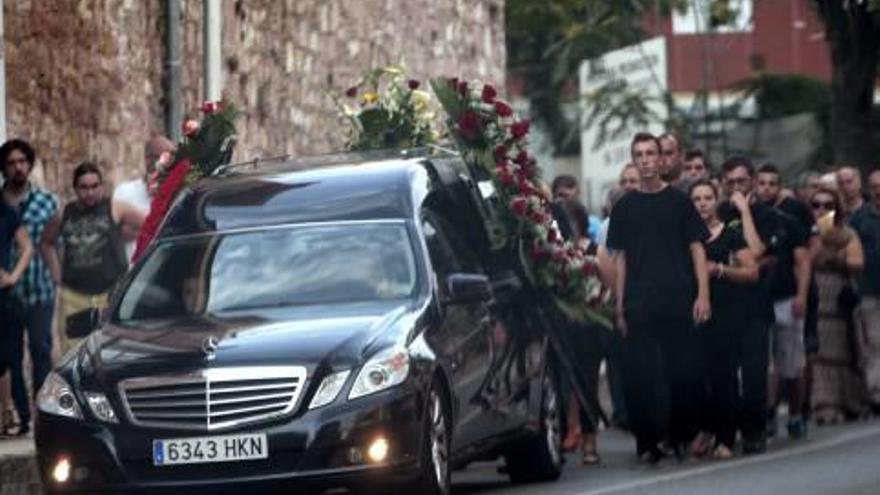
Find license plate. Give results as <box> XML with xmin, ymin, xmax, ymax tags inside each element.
<box><xmin>152</xmin><ymin>433</ymin><xmax>268</xmax><ymax>466</ymax></box>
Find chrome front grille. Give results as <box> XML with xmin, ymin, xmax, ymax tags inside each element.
<box><xmin>119</xmin><ymin>367</ymin><xmax>307</xmax><ymax>431</ymax></box>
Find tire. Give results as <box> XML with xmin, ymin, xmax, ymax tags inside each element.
<box><xmin>409</xmin><ymin>382</ymin><xmax>451</xmax><ymax>495</ymax></box>
<box><xmin>505</xmin><ymin>366</ymin><xmax>563</xmax><ymax>483</ymax></box>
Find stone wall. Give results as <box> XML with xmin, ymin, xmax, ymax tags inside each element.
<box><xmin>3</xmin><ymin>0</ymin><xmax>505</xmax><ymax>200</ymax></box>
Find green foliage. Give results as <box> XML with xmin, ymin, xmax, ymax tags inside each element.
<box><xmin>506</xmin><ymin>0</ymin><xmax>684</xmax><ymax>154</ymax></box>
<box><xmin>737</xmin><ymin>73</ymin><xmax>831</xmax><ymax>119</ymax></box>
<box><xmin>177</xmin><ymin>104</ymin><xmax>239</xmax><ymax>177</ymax></box>
<box><xmin>335</xmin><ymin>66</ymin><xmax>441</xmax><ymax>151</ymax></box>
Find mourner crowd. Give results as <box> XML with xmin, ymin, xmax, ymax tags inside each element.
<box><xmin>0</xmin><ymin>136</ymin><xmax>174</xmax><ymax>437</ymax></box>
<box><xmin>1</xmin><ymin>132</ymin><xmax>879</xmax><ymax>476</ymax></box>
<box><xmin>552</xmin><ymin>132</ymin><xmax>880</xmax><ymax>465</ymax></box>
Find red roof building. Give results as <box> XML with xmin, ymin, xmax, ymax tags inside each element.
<box><xmin>643</xmin><ymin>0</ymin><xmax>831</xmax><ymax>94</ymax></box>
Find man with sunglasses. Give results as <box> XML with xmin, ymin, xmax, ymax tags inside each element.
<box><xmin>719</xmin><ymin>157</ymin><xmax>812</xmax><ymax>451</ymax></box>
<box><xmin>850</xmin><ymin>170</ymin><xmax>880</xmax><ymax>412</ymax></box>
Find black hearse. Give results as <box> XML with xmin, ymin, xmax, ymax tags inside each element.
<box><xmin>35</xmin><ymin>149</ymin><xmax>563</xmax><ymax>494</ymax></box>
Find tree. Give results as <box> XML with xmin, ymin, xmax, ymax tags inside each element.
<box><xmin>506</xmin><ymin>0</ymin><xmax>683</xmax><ymax>155</ymax></box>
<box><xmin>813</xmin><ymin>1</ymin><xmax>880</xmax><ymax>171</ymax></box>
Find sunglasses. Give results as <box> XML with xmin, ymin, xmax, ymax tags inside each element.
<box><xmin>811</xmin><ymin>201</ymin><xmax>835</xmax><ymax>211</ymax></box>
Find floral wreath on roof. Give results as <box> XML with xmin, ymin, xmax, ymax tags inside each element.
<box><xmin>337</xmin><ymin>67</ymin><xmax>611</xmax><ymax>327</ymax></box>
<box><xmin>132</xmin><ymin>101</ymin><xmax>239</xmax><ymax>262</ymax></box>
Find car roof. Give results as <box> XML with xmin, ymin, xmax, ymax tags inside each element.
<box><xmin>157</xmin><ymin>149</ymin><xmax>458</xmax><ymax>239</ymax></box>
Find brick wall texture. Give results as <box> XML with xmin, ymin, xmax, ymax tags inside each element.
<box><xmin>3</xmin><ymin>0</ymin><xmax>506</xmax><ymax>200</ymax></box>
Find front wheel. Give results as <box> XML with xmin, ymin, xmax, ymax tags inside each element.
<box><xmin>505</xmin><ymin>366</ymin><xmax>563</xmax><ymax>483</ymax></box>
<box><xmin>409</xmin><ymin>383</ymin><xmax>451</xmax><ymax>495</ymax></box>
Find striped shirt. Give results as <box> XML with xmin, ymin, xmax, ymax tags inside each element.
<box><xmin>7</xmin><ymin>185</ymin><xmax>58</xmax><ymax>306</ymax></box>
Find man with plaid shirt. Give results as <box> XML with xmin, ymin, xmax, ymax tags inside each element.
<box><xmin>1</xmin><ymin>139</ymin><xmax>59</xmax><ymax>436</ymax></box>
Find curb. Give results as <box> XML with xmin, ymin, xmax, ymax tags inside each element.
<box><xmin>0</xmin><ymin>453</ymin><xmax>40</xmax><ymax>495</ymax></box>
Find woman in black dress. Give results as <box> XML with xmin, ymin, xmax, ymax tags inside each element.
<box><xmin>689</xmin><ymin>180</ymin><xmax>759</xmax><ymax>459</ymax></box>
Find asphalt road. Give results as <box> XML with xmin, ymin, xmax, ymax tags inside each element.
<box><xmin>452</xmin><ymin>419</ymin><xmax>880</xmax><ymax>495</ymax></box>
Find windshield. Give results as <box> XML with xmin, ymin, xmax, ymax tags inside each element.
<box><xmin>115</xmin><ymin>222</ymin><xmax>419</xmax><ymax>323</ymax></box>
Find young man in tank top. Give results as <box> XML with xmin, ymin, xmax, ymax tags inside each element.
<box><xmin>41</xmin><ymin>162</ymin><xmax>145</xmax><ymax>354</ymax></box>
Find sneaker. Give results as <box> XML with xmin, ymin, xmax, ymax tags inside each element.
<box><xmin>787</xmin><ymin>417</ymin><xmax>807</xmax><ymax>439</ymax></box>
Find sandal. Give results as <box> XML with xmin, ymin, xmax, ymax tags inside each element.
<box><xmin>689</xmin><ymin>432</ymin><xmax>713</xmax><ymax>458</ymax></box>
<box><xmin>711</xmin><ymin>444</ymin><xmax>733</xmax><ymax>460</ymax></box>
<box><xmin>1</xmin><ymin>409</ymin><xmax>17</xmax><ymax>436</ymax></box>
<box><xmin>582</xmin><ymin>435</ymin><xmax>600</xmax><ymax>465</ymax></box>
<box><xmin>582</xmin><ymin>449</ymin><xmax>601</xmax><ymax>465</ymax></box>
<box><xmin>563</xmin><ymin>427</ymin><xmax>583</xmax><ymax>452</ymax></box>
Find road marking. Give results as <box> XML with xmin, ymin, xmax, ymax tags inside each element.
<box><xmin>575</xmin><ymin>424</ymin><xmax>880</xmax><ymax>495</ymax></box>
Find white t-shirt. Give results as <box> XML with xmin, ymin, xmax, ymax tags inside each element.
<box><xmin>112</xmin><ymin>179</ymin><xmax>151</xmax><ymax>262</ymax></box>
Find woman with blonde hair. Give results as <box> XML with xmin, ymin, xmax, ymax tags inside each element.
<box><xmin>809</xmin><ymin>187</ymin><xmax>867</xmax><ymax>423</ymax></box>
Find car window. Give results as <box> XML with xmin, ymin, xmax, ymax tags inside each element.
<box><xmin>422</xmin><ymin>215</ymin><xmax>483</xmax><ymax>289</ymax></box>
<box><xmin>115</xmin><ymin>222</ymin><xmax>418</xmax><ymax>323</ymax></box>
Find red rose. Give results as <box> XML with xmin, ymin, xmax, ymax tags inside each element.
<box><xmin>514</xmin><ymin>150</ymin><xmax>529</xmax><ymax>166</ymax></box>
<box><xmin>520</xmin><ymin>157</ymin><xmax>538</xmax><ymax>179</ymax></box>
<box><xmin>496</xmin><ymin>166</ymin><xmax>516</xmax><ymax>187</ymax></box>
<box><xmin>552</xmin><ymin>247</ymin><xmax>568</xmax><ymax>263</ymax></box>
<box><xmin>182</xmin><ymin>119</ymin><xmax>200</xmax><ymax>137</ymax></box>
<box><xmin>457</xmin><ymin>111</ymin><xmax>481</xmax><ymax>141</ymax></box>
<box><xmin>517</xmin><ymin>178</ymin><xmax>534</xmax><ymax>195</ymax></box>
<box><xmin>528</xmin><ymin>211</ymin><xmax>546</xmax><ymax>224</ymax></box>
<box><xmin>458</xmin><ymin>80</ymin><xmax>469</xmax><ymax>96</ymax></box>
<box><xmin>511</xmin><ymin>120</ymin><xmax>531</xmax><ymax>139</ymax></box>
<box><xmin>530</xmin><ymin>246</ymin><xmax>549</xmax><ymax>262</ymax></box>
<box><xmin>509</xmin><ymin>196</ymin><xmax>529</xmax><ymax>217</ymax></box>
<box><xmin>345</xmin><ymin>86</ymin><xmax>358</xmax><ymax>98</ymax></box>
<box><xmin>494</xmin><ymin>144</ymin><xmax>508</xmax><ymax>164</ymax></box>
<box><xmin>547</xmin><ymin>228</ymin><xmax>559</xmax><ymax>243</ymax></box>
<box><xmin>408</xmin><ymin>79</ymin><xmax>420</xmax><ymax>90</ymax></box>
<box><xmin>201</xmin><ymin>101</ymin><xmax>220</xmax><ymax>114</ymax></box>
<box><xmin>481</xmin><ymin>84</ymin><xmax>497</xmax><ymax>104</ymax></box>
<box><xmin>494</xmin><ymin>100</ymin><xmax>513</xmax><ymax>118</ymax></box>
<box><xmin>582</xmin><ymin>260</ymin><xmax>598</xmax><ymax>277</ymax></box>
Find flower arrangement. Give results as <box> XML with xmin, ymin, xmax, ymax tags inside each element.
<box><xmin>431</xmin><ymin>77</ymin><xmax>611</xmax><ymax>327</ymax></box>
<box><xmin>336</xmin><ymin>66</ymin><xmax>442</xmax><ymax>151</ymax></box>
<box><xmin>132</xmin><ymin>101</ymin><xmax>239</xmax><ymax>262</ymax></box>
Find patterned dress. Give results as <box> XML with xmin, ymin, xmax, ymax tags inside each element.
<box><xmin>811</xmin><ymin>226</ymin><xmax>867</xmax><ymax>421</ymax></box>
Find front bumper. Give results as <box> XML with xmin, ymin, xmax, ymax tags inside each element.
<box><xmin>35</xmin><ymin>386</ymin><xmax>424</xmax><ymax>493</ymax></box>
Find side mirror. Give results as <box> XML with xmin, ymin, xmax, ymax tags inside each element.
<box><xmin>445</xmin><ymin>273</ymin><xmax>492</xmax><ymax>304</ymax></box>
<box><xmin>65</xmin><ymin>307</ymin><xmax>102</xmax><ymax>339</ymax></box>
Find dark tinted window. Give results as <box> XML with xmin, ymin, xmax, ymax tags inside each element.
<box><xmin>115</xmin><ymin>222</ymin><xmax>418</xmax><ymax>323</ymax></box>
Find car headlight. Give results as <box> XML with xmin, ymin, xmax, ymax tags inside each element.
<box><xmin>349</xmin><ymin>346</ymin><xmax>410</xmax><ymax>400</ymax></box>
<box><xmin>308</xmin><ymin>370</ymin><xmax>351</xmax><ymax>409</ymax></box>
<box><xmin>84</xmin><ymin>392</ymin><xmax>118</xmax><ymax>423</ymax></box>
<box><xmin>37</xmin><ymin>372</ymin><xmax>83</xmax><ymax>419</ymax></box>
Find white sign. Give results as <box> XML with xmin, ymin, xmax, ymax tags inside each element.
<box><xmin>579</xmin><ymin>37</ymin><xmax>668</xmax><ymax>212</ymax></box>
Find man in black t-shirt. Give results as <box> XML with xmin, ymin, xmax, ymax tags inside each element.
<box><xmin>608</xmin><ymin>132</ymin><xmax>710</xmax><ymax>462</ymax></box>
<box><xmin>720</xmin><ymin>158</ymin><xmax>812</xmax><ymax>451</ymax></box>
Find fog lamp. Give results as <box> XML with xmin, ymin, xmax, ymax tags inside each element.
<box><xmin>367</xmin><ymin>437</ymin><xmax>389</xmax><ymax>463</ymax></box>
<box><xmin>52</xmin><ymin>458</ymin><xmax>72</xmax><ymax>484</ymax></box>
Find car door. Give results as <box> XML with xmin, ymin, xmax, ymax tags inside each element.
<box><xmin>421</xmin><ymin>214</ymin><xmax>496</xmax><ymax>449</ymax></box>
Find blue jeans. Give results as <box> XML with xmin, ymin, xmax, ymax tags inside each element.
<box><xmin>6</xmin><ymin>300</ymin><xmax>54</xmax><ymax>425</ymax></box>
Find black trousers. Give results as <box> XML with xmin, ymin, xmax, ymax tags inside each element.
<box><xmin>737</xmin><ymin>316</ymin><xmax>770</xmax><ymax>442</ymax></box>
<box><xmin>558</xmin><ymin>323</ymin><xmax>604</xmax><ymax>435</ymax></box>
<box><xmin>702</xmin><ymin>310</ymin><xmax>741</xmax><ymax>448</ymax></box>
<box><xmin>622</xmin><ymin>314</ymin><xmax>703</xmax><ymax>452</ymax></box>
